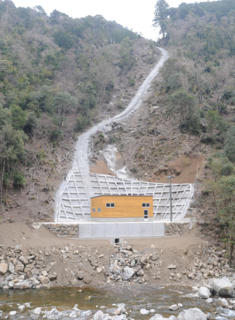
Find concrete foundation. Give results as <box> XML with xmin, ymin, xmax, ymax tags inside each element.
<box><xmin>33</xmin><ymin>220</ymin><xmax>190</xmax><ymax>240</ymax></box>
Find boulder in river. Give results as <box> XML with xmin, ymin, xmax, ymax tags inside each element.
<box><xmin>140</xmin><ymin>309</ymin><xmax>150</xmax><ymax>315</ymax></box>
<box><xmin>198</xmin><ymin>286</ymin><xmax>211</xmax><ymax>299</ymax></box>
<box><xmin>116</xmin><ymin>303</ymin><xmax>126</xmax><ymax>314</ymax></box>
<box><xmin>149</xmin><ymin>315</ymin><xmax>167</xmax><ymax>320</ymax></box>
<box><xmin>169</xmin><ymin>304</ymin><xmax>178</xmax><ymax>311</ymax></box>
<box><xmin>33</xmin><ymin>308</ymin><xmax>41</xmax><ymax>315</ymax></box>
<box><xmin>94</xmin><ymin>310</ymin><xmax>104</xmax><ymax>320</ymax></box>
<box><xmin>208</xmin><ymin>277</ymin><xmax>234</xmax><ymax>297</ymax></box>
<box><xmin>14</xmin><ymin>281</ymin><xmax>32</xmax><ymax>290</ymax></box>
<box><xmin>177</xmin><ymin>308</ymin><xmax>207</xmax><ymax>320</ymax></box>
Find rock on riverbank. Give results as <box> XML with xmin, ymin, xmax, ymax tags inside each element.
<box><xmin>0</xmin><ymin>239</ymin><xmax>235</xmax><ymax>290</ymax></box>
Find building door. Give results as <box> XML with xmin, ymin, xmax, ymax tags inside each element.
<box><xmin>144</xmin><ymin>209</ymin><xmax>149</xmax><ymax>221</ymax></box>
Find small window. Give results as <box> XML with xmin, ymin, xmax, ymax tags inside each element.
<box><xmin>92</xmin><ymin>208</ymin><xmax>96</xmax><ymax>213</ymax></box>
<box><xmin>98</xmin><ymin>208</ymin><xmax>101</xmax><ymax>212</ymax></box>
<box><xmin>142</xmin><ymin>203</ymin><xmax>150</xmax><ymax>207</ymax></box>
<box><xmin>106</xmin><ymin>203</ymin><xmax>115</xmax><ymax>208</ymax></box>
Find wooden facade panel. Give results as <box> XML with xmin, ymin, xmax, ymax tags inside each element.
<box><xmin>91</xmin><ymin>195</ymin><xmax>153</xmax><ymax>218</ymax></box>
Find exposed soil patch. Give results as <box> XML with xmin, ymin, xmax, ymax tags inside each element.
<box><xmin>90</xmin><ymin>160</ymin><xmax>116</xmax><ymax>176</ymax></box>
<box><xmin>152</xmin><ymin>153</ymin><xmax>205</xmax><ymax>184</ymax></box>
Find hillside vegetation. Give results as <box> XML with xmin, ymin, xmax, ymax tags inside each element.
<box><xmin>0</xmin><ymin>0</ymin><xmax>160</xmax><ymax>217</ymax></box>
<box><xmin>153</xmin><ymin>0</ymin><xmax>235</xmax><ymax>260</ymax></box>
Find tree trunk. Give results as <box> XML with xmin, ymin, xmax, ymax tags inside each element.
<box><xmin>229</xmin><ymin>239</ymin><xmax>234</xmax><ymax>264</ymax></box>
<box><xmin>0</xmin><ymin>160</ymin><xmax>5</xmax><ymax>213</ymax></box>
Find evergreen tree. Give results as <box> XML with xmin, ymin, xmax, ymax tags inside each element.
<box><xmin>153</xmin><ymin>0</ymin><xmax>169</xmax><ymax>37</ymax></box>
<box><xmin>225</xmin><ymin>126</ymin><xmax>235</xmax><ymax>163</ymax></box>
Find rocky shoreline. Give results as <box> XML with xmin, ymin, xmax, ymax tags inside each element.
<box><xmin>1</xmin><ymin>239</ymin><xmax>235</xmax><ymax>319</ymax></box>
<box><xmin>0</xmin><ymin>240</ymin><xmax>234</xmax><ymax>290</ymax></box>
<box><xmin>1</xmin><ymin>281</ymin><xmax>235</xmax><ymax>320</ymax></box>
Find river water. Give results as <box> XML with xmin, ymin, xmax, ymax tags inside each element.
<box><xmin>0</xmin><ymin>286</ymin><xmax>217</xmax><ymax>319</ymax></box>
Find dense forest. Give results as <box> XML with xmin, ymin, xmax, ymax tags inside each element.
<box><xmin>154</xmin><ymin>0</ymin><xmax>235</xmax><ymax>260</ymax></box>
<box><xmin>0</xmin><ymin>0</ymin><xmax>145</xmax><ymax>205</ymax></box>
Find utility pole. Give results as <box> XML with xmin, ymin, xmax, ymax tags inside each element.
<box><xmin>167</xmin><ymin>175</ymin><xmax>175</xmax><ymax>221</ymax></box>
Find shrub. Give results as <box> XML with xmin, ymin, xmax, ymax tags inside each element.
<box><xmin>13</xmin><ymin>171</ymin><xmax>26</xmax><ymax>188</ymax></box>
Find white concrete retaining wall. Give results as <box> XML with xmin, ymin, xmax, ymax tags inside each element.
<box><xmin>78</xmin><ymin>221</ymin><xmax>165</xmax><ymax>239</ymax></box>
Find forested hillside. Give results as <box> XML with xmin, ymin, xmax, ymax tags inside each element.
<box><xmin>153</xmin><ymin>0</ymin><xmax>235</xmax><ymax>260</ymax></box>
<box><xmin>0</xmin><ymin>0</ymin><xmax>159</xmax><ymax>220</ymax></box>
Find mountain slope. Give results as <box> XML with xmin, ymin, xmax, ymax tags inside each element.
<box><xmin>0</xmin><ymin>0</ymin><xmax>161</xmax><ymax>222</ymax></box>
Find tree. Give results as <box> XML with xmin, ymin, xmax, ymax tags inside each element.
<box><xmin>53</xmin><ymin>92</ymin><xmax>77</xmax><ymax>129</ymax></box>
<box><xmin>216</xmin><ymin>176</ymin><xmax>235</xmax><ymax>263</ymax></box>
<box><xmin>170</xmin><ymin>89</ymin><xmax>199</xmax><ymax>135</ymax></box>
<box><xmin>0</xmin><ymin>124</ymin><xmax>25</xmax><ymax>204</ymax></box>
<box><xmin>153</xmin><ymin>0</ymin><xmax>169</xmax><ymax>37</ymax></box>
<box><xmin>10</xmin><ymin>105</ymin><xmax>27</xmax><ymax>131</ymax></box>
<box><xmin>206</xmin><ymin>110</ymin><xmax>220</xmax><ymax>136</ymax></box>
<box><xmin>53</xmin><ymin>30</ymin><xmax>74</xmax><ymax>49</ymax></box>
<box><xmin>225</xmin><ymin>126</ymin><xmax>235</xmax><ymax>162</ymax></box>
<box><xmin>34</xmin><ymin>6</ymin><xmax>46</xmax><ymax>15</ymax></box>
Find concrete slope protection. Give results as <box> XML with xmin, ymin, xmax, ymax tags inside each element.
<box><xmin>55</xmin><ymin>48</ymin><xmax>194</xmax><ymax>222</ymax></box>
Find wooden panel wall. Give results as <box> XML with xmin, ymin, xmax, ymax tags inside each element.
<box><xmin>91</xmin><ymin>196</ymin><xmax>153</xmax><ymax>218</ymax></box>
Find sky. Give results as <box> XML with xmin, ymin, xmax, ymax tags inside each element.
<box><xmin>12</xmin><ymin>0</ymin><xmax>215</xmax><ymax>41</ymax></box>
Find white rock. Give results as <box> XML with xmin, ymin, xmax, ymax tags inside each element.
<box><xmin>18</xmin><ymin>305</ymin><xmax>25</xmax><ymax>311</ymax></box>
<box><xmin>177</xmin><ymin>308</ymin><xmax>207</xmax><ymax>320</ymax></box>
<box><xmin>178</xmin><ymin>303</ymin><xmax>183</xmax><ymax>308</ymax></box>
<box><xmin>34</xmin><ymin>307</ymin><xmax>42</xmax><ymax>315</ymax></box>
<box><xmin>122</xmin><ymin>267</ymin><xmax>134</xmax><ymax>280</ymax></box>
<box><xmin>83</xmin><ymin>310</ymin><xmax>92</xmax><ymax>316</ymax></box>
<box><xmin>140</xmin><ymin>309</ymin><xmax>150</xmax><ymax>315</ymax></box>
<box><xmin>8</xmin><ymin>262</ymin><xmax>14</xmax><ymax>274</ymax></box>
<box><xmin>168</xmin><ymin>264</ymin><xmax>176</xmax><ymax>269</ymax></box>
<box><xmin>9</xmin><ymin>311</ymin><xmax>17</xmax><ymax>316</ymax></box>
<box><xmin>198</xmin><ymin>286</ymin><xmax>211</xmax><ymax>299</ymax></box>
<box><xmin>94</xmin><ymin>310</ymin><xmax>104</xmax><ymax>320</ymax></box>
<box><xmin>0</xmin><ymin>263</ymin><xmax>8</xmax><ymax>275</ymax></box>
<box><xmin>169</xmin><ymin>304</ymin><xmax>178</xmax><ymax>311</ymax></box>
<box><xmin>68</xmin><ymin>311</ymin><xmax>77</xmax><ymax>318</ymax></box>
<box><xmin>149</xmin><ymin>315</ymin><xmax>164</xmax><ymax>320</ymax></box>
<box><xmin>150</xmin><ymin>309</ymin><xmax>155</xmax><ymax>313</ymax></box>
<box><xmin>209</xmin><ymin>277</ymin><xmax>233</xmax><ymax>297</ymax></box>
<box><xmin>96</xmin><ymin>267</ymin><xmax>104</xmax><ymax>274</ymax></box>
<box><xmin>218</xmin><ymin>297</ymin><xmax>229</xmax><ymax>307</ymax></box>
<box><xmin>192</xmin><ymin>286</ymin><xmax>199</xmax><ymax>291</ymax></box>
<box><xmin>206</xmin><ymin>298</ymin><xmax>213</xmax><ymax>303</ymax></box>
<box><xmin>117</xmin><ymin>303</ymin><xmax>126</xmax><ymax>314</ymax></box>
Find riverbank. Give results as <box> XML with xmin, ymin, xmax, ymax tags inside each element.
<box><xmin>0</xmin><ymin>221</ymin><xmax>233</xmax><ymax>290</ymax></box>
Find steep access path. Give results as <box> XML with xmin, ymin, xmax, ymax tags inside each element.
<box><xmin>55</xmin><ymin>48</ymin><xmax>172</xmax><ymax>221</ymax></box>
